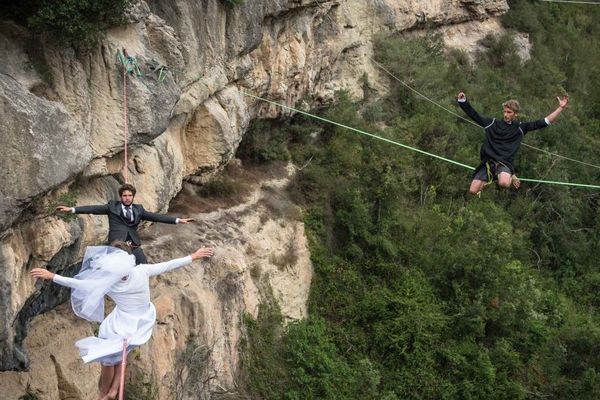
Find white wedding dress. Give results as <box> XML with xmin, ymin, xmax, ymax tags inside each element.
<box><xmin>52</xmin><ymin>246</ymin><xmax>192</xmax><ymax>365</ymax></box>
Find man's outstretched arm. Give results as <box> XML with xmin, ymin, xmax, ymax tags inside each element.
<box><xmin>56</xmin><ymin>204</ymin><xmax>109</xmax><ymax>215</ymax></box>
<box><xmin>140</xmin><ymin>208</ymin><xmax>194</xmax><ymax>225</ymax></box>
<box><xmin>546</xmin><ymin>95</ymin><xmax>569</xmax><ymax>123</ymax></box>
<box><xmin>521</xmin><ymin>95</ymin><xmax>570</xmax><ymax>133</ymax></box>
<box><xmin>456</xmin><ymin>92</ymin><xmax>494</xmax><ymax>128</ymax></box>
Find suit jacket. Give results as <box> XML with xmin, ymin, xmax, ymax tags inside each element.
<box><xmin>74</xmin><ymin>200</ymin><xmax>177</xmax><ymax>245</ymax></box>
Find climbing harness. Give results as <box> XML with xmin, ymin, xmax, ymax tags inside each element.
<box><xmin>485</xmin><ymin>161</ymin><xmax>495</xmax><ymax>186</ymax></box>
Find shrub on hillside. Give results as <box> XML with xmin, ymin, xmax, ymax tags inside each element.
<box><xmin>2</xmin><ymin>0</ymin><xmax>131</xmax><ymax>46</ymax></box>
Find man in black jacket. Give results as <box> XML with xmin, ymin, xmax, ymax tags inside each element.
<box><xmin>56</xmin><ymin>183</ymin><xmax>193</xmax><ymax>264</ymax></box>
<box><xmin>457</xmin><ymin>92</ymin><xmax>569</xmax><ymax>195</ymax></box>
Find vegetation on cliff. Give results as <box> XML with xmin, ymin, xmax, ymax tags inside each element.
<box><xmin>1</xmin><ymin>0</ymin><xmax>132</xmax><ymax>45</ymax></box>
<box><xmin>240</xmin><ymin>1</ymin><xmax>600</xmax><ymax>398</ymax></box>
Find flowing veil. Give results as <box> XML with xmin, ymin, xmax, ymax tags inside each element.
<box><xmin>70</xmin><ymin>246</ymin><xmax>136</xmax><ymax>322</ymax></box>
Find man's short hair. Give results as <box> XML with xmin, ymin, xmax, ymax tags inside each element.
<box><xmin>118</xmin><ymin>183</ymin><xmax>136</xmax><ymax>197</ymax></box>
<box><xmin>502</xmin><ymin>99</ymin><xmax>521</xmax><ymax>113</ymax></box>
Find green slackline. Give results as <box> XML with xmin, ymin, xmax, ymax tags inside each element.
<box><xmin>242</xmin><ymin>91</ymin><xmax>600</xmax><ymax>190</ymax></box>
<box><xmin>244</xmin><ymin>92</ymin><xmax>475</xmax><ymax>170</ymax></box>
<box><xmin>519</xmin><ymin>178</ymin><xmax>600</xmax><ymax>188</ymax></box>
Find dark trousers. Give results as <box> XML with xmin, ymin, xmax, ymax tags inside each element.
<box><xmin>132</xmin><ymin>246</ymin><xmax>148</xmax><ymax>265</ymax></box>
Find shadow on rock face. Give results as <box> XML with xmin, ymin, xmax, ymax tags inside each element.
<box><xmin>7</xmin><ymin>244</ymin><xmax>83</xmax><ymax>371</ymax></box>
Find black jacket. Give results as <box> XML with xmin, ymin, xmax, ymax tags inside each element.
<box><xmin>459</xmin><ymin>100</ymin><xmax>549</xmax><ymax>173</ymax></box>
<box><xmin>74</xmin><ymin>200</ymin><xmax>177</xmax><ymax>245</ymax></box>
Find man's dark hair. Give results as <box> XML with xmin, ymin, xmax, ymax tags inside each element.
<box><xmin>118</xmin><ymin>183</ymin><xmax>137</xmax><ymax>197</ymax></box>
<box><xmin>111</xmin><ymin>240</ymin><xmax>133</xmax><ymax>254</ymax></box>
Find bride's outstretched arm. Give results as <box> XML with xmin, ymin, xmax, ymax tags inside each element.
<box><xmin>140</xmin><ymin>247</ymin><xmax>214</xmax><ymax>277</ymax></box>
<box><xmin>31</xmin><ymin>268</ymin><xmax>85</xmax><ymax>289</ymax></box>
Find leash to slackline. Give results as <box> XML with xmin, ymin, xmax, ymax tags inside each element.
<box><xmin>313</xmin><ymin>0</ymin><xmax>600</xmax><ymax>171</ymax></box>
<box><xmin>242</xmin><ymin>91</ymin><xmax>600</xmax><ymax>189</ymax></box>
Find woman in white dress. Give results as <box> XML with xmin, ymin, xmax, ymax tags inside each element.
<box><xmin>31</xmin><ymin>241</ymin><xmax>214</xmax><ymax>400</ymax></box>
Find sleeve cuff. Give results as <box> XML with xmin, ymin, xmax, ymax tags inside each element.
<box><xmin>175</xmin><ymin>218</ymin><xmax>180</xmax><ymax>224</ymax></box>
<box><xmin>544</xmin><ymin>117</ymin><xmax>551</xmax><ymax>125</ymax></box>
<box><xmin>457</xmin><ymin>99</ymin><xmax>467</xmax><ymax>103</ymax></box>
<box><xmin>71</xmin><ymin>207</ymin><xmax>76</xmax><ymax>213</ymax></box>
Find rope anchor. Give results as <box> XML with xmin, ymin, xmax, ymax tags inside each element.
<box><xmin>116</xmin><ymin>48</ymin><xmax>134</xmax><ymax>183</ymax></box>
<box><xmin>116</xmin><ymin>48</ymin><xmax>175</xmax><ymax>183</ymax></box>
<box><xmin>116</xmin><ymin>48</ymin><xmax>143</xmax><ymax>77</ymax></box>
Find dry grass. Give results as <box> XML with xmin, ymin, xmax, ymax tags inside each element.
<box><xmin>169</xmin><ymin>162</ymin><xmax>290</xmax><ymax>215</ymax></box>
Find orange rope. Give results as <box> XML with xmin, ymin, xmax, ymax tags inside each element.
<box><xmin>118</xmin><ymin>339</ymin><xmax>128</xmax><ymax>400</ymax></box>
<box><xmin>122</xmin><ymin>49</ymin><xmax>129</xmax><ymax>184</ymax></box>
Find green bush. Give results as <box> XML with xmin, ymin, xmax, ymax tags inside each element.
<box><xmin>199</xmin><ymin>176</ymin><xmax>239</xmax><ymax>198</ymax></box>
<box><xmin>2</xmin><ymin>0</ymin><xmax>132</xmax><ymax>46</ymax></box>
<box><xmin>124</xmin><ymin>367</ymin><xmax>158</xmax><ymax>400</ymax></box>
<box><xmin>239</xmin><ymin>1</ymin><xmax>600</xmax><ymax>399</ymax></box>
<box><xmin>239</xmin><ymin>304</ymin><xmax>290</xmax><ymax>399</ymax></box>
<box><xmin>18</xmin><ymin>387</ymin><xmax>39</xmax><ymax>400</ymax></box>
<box><xmin>172</xmin><ymin>335</ymin><xmax>214</xmax><ymax>400</ymax></box>
<box><xmin>49</xmin><ymin>191</ymin><xmax>78</xmax><ymax>222</ymax></box>
<box><xmin>236</xmin><ymin>120</ymin><xmax>291</xmax><ymax>163</ymax></box>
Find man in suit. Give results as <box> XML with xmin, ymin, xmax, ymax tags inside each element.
<box><xmin>56</xmin><ymin>183</ymin><xmax>193</xmax><ymax>264</ymax></box>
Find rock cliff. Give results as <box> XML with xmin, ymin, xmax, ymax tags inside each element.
<box><xmin>0</xmin><ymin>0</ymin><xmax>513</xmax><ymax>398</ymax></box>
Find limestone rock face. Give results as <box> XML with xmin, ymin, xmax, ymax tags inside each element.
<box><xmin>138</xmin><ymin>170</ymin><xmax>312</xmax><ymax>398</ymax></box>
<box><xmin>0</xmin><ymin>0</ymin><xmax>512</xmax><ymax>396</ymax></box>
<box><xmin>1</xmin><ymin>165</ymin><xmax>313</xmax><ymax>399</ymax></box>
<box><xmin>181</xmin><ymin>86</ymin><xmax>250</xmax><ymax>179</ymax></box>
<box><xmin>0</xmin><ymin>74</ymin><xmax>89</xmax><ymax>233</ymax></box>
<box><xmin>441</xmin><ymin>18</ymin><xmax>532</xmax><ymax>61</ymax></box>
